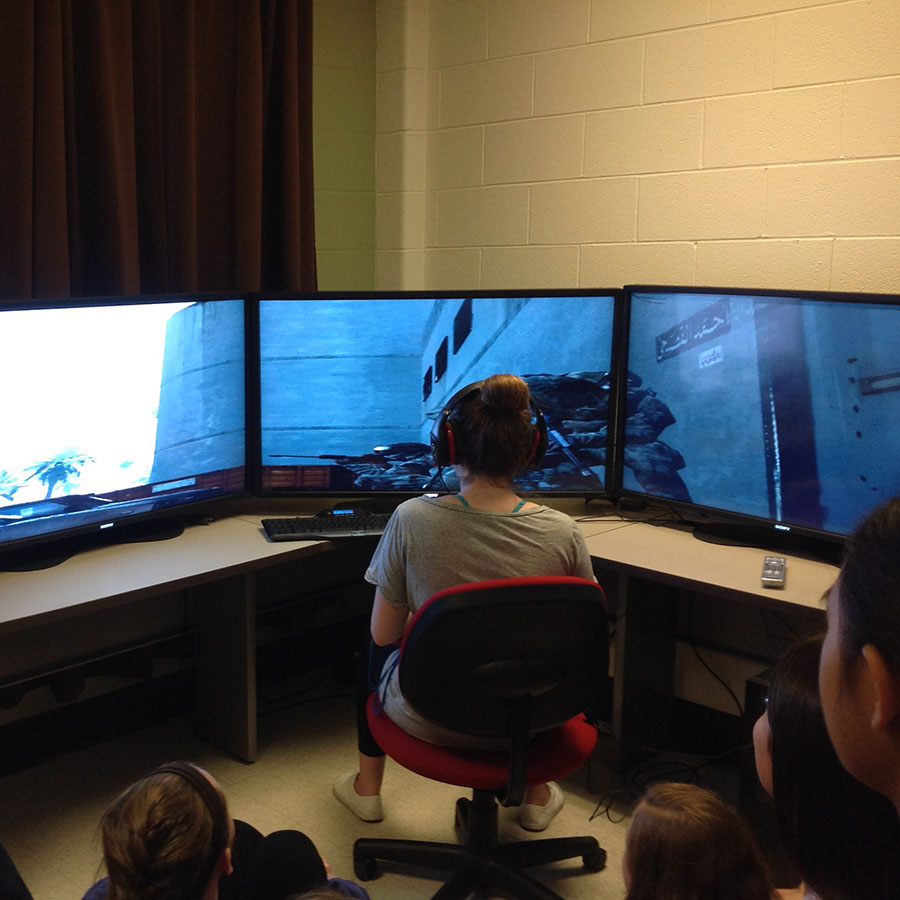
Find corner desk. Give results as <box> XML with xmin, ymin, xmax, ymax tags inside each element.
<box><xmin>0</xmin><ymin>505</ymin><xmax>838</xmax><ymax>763</ymax></box>
<box><xmin>576</xmin><ymin>513</ymin><xmax>835</xmax><ymax>757</ymax></box>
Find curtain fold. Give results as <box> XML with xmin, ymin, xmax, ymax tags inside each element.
<box><xmin>0</xmin><ymin>0</ymin><xmax>316</xmax><ymax>300</ymax></box>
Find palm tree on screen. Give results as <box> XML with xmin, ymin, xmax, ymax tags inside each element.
<box><xmin>0</xmin><ymin>469</ymin><xmax>20</xmax><ymax>502</ymax></box>
<box><xmin>25</xmin><ymin>450</ymin><xmax>94</xmax><ymax>499</ymax></box>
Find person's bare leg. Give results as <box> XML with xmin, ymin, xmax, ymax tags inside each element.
<box><xmin>523</xmin><ymin>782</ymin><xmax>550</xmax><ymax>805</ymax></box>
<box><xmin>354</xmin><ymin>753</ymin><xmax>385</xmax><ymax>795</ymax></box>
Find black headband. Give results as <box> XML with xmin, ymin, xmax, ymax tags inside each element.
<box><xmin>151</xmin><ymin>762</ymin><xmax>229</xmax><ymax>894</ymax></box>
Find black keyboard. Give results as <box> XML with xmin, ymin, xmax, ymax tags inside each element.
<box><xmin>262</xmin><ymin>511</ymin><xmax>392</xmax><ymax>541</ymax></box>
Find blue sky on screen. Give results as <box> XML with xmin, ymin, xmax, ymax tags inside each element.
<box><xmin>3</xmin><ymin>302</ymin><xmax>192</xmax><ymax>500</ymax></box>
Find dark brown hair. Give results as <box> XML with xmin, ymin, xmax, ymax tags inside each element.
<box><xmin>624</xmin><ymin>782</ymin><xmax>776</xmax><ymax>900</ymax></box>
<box><xmin>101</xmin><ymin>761</ymin><xmax>230</xmax><ymax>900</ymax></box>
<box><xmin>448</xmin><ymin>373</ymin><xmax>536</xmax><ymax>480</ymax></box>
<box><xmin>768</xmin><ymin>634</ymin><xmax>900</xmax><ymax>900</ymax></box>
<box><xmin>837</xmin><ymin>497</ymin><xmax>900</xmax><ymax>674</ymax></box>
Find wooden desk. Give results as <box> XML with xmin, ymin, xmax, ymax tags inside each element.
<box><xmin>0</xmin><ymin>517</ymin><xmax>333</xmax><ymax>762</ymax></box>
<box><xmin>0</xmin><ymin>517</ymin><xmax>328</xmax><ymax>633</ymax></box>
<box><xmin>577</xmin><ymin>515</ymin><xmax>838</xmax><ymax>757</ymax></box>
<box><xmin>0</xmin><ymin>509</ymin><xmax>840</xmax><ymax>766</ymax></box>
<box><xmin>578</xmin><ymin>515</ymin><xmax>836</xmax><ymax>612</ymax></box>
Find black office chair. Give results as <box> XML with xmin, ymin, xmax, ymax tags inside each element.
<box><xmin>353</xmin><ymin>575</ymin><xmax>609</xmax><ymax>900</ymax></box>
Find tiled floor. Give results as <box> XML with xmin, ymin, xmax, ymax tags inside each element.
<box><xmin>0</xmin><ymin>679</ymin><xmax>632</xmax><ymax>900</ymax></box>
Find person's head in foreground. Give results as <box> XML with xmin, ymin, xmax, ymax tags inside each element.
<box><xmin>756</xmin><ymin>633</ymin><xmax>900</xmax><ymax>900</ymax></box>
<box><xmin>819</xmin><ymin>497</ymin><xmax>900</xmax><ymax>816</ymax></box>
<box><xmin>622</xmin><ymin>781</ymin><xmax>776</xmax><ymax>900</ymax></box>
<box><xmin>100</xmin><ymin>761</ymin><xmax>233</xmax><ymax>900</ymax></box>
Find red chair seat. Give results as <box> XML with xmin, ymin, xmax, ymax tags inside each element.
<box><xmin>367</xmin><ymin>693</ymin><xmax>598</xmax><ymax>790</ymax></box>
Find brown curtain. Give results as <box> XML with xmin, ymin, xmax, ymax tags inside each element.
<box><xmin>0</xmin><ymin>0</ymin><xmax>316</xmax><ymax>300</ymax></box>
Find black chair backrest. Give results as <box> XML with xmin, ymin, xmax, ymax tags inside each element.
<box><xmin>398</xmin><ymin>576</ymin><xmax>608</xmax><ymax>740</ymax></box>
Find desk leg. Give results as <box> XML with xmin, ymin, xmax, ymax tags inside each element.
<box><xmin>192</xmin><ymin>574</ymin><xmax>257</xmax><ymax>762</ymax></box>
<box><xmin>611</xmin><ymin>572</ymin><xmax>628</xmax><ymax>746</ymax></box>
<box><xmin>611</xmin><ymin>573</ymin><xmax>677</xmax><ymax>770</ymax></box>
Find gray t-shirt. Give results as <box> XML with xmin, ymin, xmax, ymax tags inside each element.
<box><xmin>364</xmin><ymin>496</ymin><xmax>597</xmax><ymax>745</ymax></box>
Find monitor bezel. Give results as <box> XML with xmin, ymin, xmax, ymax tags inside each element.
<box><xmin>251</xmin><ymin>287</ymin><xmax>625</xmax><ymax>504</ymax></box>
<box><xmin>0</xmin><ymin>292</ymin><xmax>253</xmax><ymax>568</ymax></box>
<box><xmin>615</xmin><ymin>283</ymin><xmax>900</xmax><ymax>562</ymax></box>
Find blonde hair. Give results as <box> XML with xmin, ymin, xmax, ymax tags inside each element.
<box><xmin>101</xmin><ymin>762</ymin><xmax>230</xmax><ymax>900</ymax></box>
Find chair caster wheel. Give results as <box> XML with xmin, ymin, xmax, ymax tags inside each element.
<box><xmin>583</xmin><ymin>848</ymin><xmax>607</xmax><ymax>872</ymax></box>
<box><xmin>353</xmin><ymin>853</ymin><xmax>379</xmax><ymax>881</ymax></box>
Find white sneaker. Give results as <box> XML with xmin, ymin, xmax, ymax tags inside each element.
<box><xmin>517</xmin><ymin>781</ymin><xmax>564</xmax><ymax>832</ymax></box>
<box><xmin>333</xmin><ymin>772</ymin><xmax>384</xmax><ymax>822</ymax></box>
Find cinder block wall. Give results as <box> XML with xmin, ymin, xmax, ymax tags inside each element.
<box><xmin>313</xmin><ymin>0</ymin><xmax>377</xmax><ymax>289</ymax></box>
<box><xmin>375</xmin><ymin>0</ymin><xmax>900</xmax><ymax>293</ymax></box>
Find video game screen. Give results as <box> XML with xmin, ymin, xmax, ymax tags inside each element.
<box><xmin>0</xmin><ymin>297</ymin><xmax>247</xmax><ymax>554</ymax></box>
<box><xmin>256</xmin><ymin>291</ymin><xmax>620</xmax><ymax>497</ymax></box>
<box><xmin>620</xmin><ymin>286</ymin><xmax>900</xmax><ymax>538</ymax></box>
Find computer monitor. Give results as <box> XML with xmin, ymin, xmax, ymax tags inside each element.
<box><xmin>0</xmin><ymin>295</ymin><xmax>249</xmax><ymax>568</ymax></box>
<box><xmin>255</xmin><ymin>289</ymin><xmax>621</xmax><ymax>502</ymax></box>
<box><xmin>617</xmin><ymin>285</ymin><xmax>900</xmax><ymax>560</ymax></box>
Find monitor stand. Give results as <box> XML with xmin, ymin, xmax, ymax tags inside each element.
<box><xmin>691</xmin><ymin>521</ymin><xmax>844</xmax><ymax>566</ymax></box>
<box><xmin>0</xmin><ymin>541</ymin><xmax>81</xmax><ymax>572</ymax></box>
<box><xmin>107</xmin><ymin>518</ymin><xmax>186</xmax><ymax>545</ymax></box>
<box><xmin>0</xmin><ymin>518</ymin><xmax>187</xmax><ymax>572</ymax></box>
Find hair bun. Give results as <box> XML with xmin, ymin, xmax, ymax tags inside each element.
<box><xmin>480</xmin><ymin>373</ymin><xmax>530</xmax><ymax>414</ymax></box>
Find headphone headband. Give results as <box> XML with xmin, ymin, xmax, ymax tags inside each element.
<box><xmin>151</xmin><ymin>762</ymin><xmax>229</xmax><ymax>893</ymax></box>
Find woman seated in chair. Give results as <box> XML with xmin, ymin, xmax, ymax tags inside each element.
<box><xmin>333</xmin><ymin>373</ymin><xmax>598</xmax><ymax>832</ymax></box>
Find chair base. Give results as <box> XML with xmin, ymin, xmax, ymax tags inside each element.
<box><xmin>353</xmin><ymin>789</ymin><xmax>606</xmax><ymax>900</ymax></box>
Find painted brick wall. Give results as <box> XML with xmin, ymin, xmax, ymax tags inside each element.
<box><xmin>375</xmin><ymin>0</ymin><xmax>900</xmax><ymax>294</ymax></box>
<box><xmin>313</xmin><ymin>0</ymin><xmax>377</xmax><ymax>288</ymax></box>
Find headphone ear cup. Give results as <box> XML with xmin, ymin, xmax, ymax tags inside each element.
<box><xmin>444</xmin><ymin>420</ymin><xmax>457</xmax><ymax>465</ymax></box>
<box><xmin>430</xmin><ymin>380</ymin><xmax>484</xmax><ymax>467</ymax></box>
<box><xmin>525</xmin><ymin>405</ymin><xmax>548</xmax><ymax>467</ymax></box>
<box><xmin>431</xmin><ymin>416</ymin><xmax>456</xmax><ymax>467</ymax></box>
